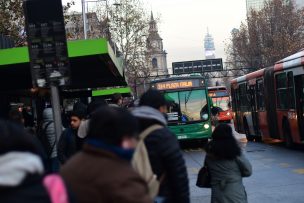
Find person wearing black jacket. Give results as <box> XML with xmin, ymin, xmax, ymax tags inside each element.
<box><xmin>132</xmin><ymin>89</ymin><xmax>190</xmax><ymax>203</ymax></box>
<box><xmin>58</xmin><ymin>107</ymin><xmax>86</xmax><ymax>164</ymax></box>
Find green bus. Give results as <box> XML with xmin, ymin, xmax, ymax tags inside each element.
<box><xmin>151</xmin><ymin>76</ymin><xmax>212</xmax><ymax>141</ymax></box>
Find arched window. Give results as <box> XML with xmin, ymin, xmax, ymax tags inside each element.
<box><xmin>152</xmin><ymin>58</ymin><xmax>158</xmax><ymax>69</ymax></box>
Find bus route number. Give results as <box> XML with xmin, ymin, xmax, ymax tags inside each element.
<box><xmin>156</xmin><ymin>81</ymin><xmax>193</xmax><ymax>90</ymax></box>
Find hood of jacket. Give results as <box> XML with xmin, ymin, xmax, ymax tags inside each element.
<box><xmin>131</xmin><ymin>106</ymin><xmax>167</xmax><ymax>126</ymax></box>
<box><xmin>42</xmin><ymin>108</ymin><xmax>54</xmax><ymax>122</ymax></box>
<box><xmin>0</xmin><ymin>152</ymin><xmax>44</xmax><ymax>187</ymax></box>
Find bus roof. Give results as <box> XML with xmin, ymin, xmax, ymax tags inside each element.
<box><xmin>274</xmin><ymin>49</ymin><xmax>304</xmax><ymax>71</ymax></box>
<box><xmin>231</xmin><ymin>49</ymin><xmax>304</xmax><ymax>85</ymax></box>
<box><xmin>230</xmin><ymin>68</ymin><xmax>265</xmax><ymax>84</ymax></box>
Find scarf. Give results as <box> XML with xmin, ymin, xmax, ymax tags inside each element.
<box><xmin>87</xmin><ymin>139</ymin><xmax>134</xmax><ymax>161</ymax></box>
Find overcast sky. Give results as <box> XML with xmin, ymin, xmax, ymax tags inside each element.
<box><xmin>64</xmin><ymin>0</ymin><xmax>247</xmax><ymax>68</ymax></box>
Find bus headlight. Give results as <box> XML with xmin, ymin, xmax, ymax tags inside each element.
<box><xmin>204</xmin><ymin>124</ymin><xmax>210</xmax><ymax>129</ymax></box>
<box><xmin>201</xmin><ymin>114</ymin><xmax>209</xmax><ymax>120</ymax></box>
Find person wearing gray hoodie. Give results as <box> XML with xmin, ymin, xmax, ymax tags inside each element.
<box><xmin>132</xmin><ymin>89</ymin><xmax>190</xmax><ymax>203</ymax></box>
<box><xmin>42</xmin><ymin>107</ymin><xmax>60</xmax><ymax>172</ymax></box>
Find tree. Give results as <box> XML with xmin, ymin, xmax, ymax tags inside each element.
<box><xmin>0</xmin><ymin>0</ymin><xmax>25</xmax><ymax>46</ymax></box>
<box><xmin>106</xmin><ymin>0</ymin><xmax>152</xmax><ymax>91</ymax></box>
<box><xmin>65</xmin><ymin>0</ymin><xmax>153</xmax><ymax>94</ymax></box>
<box><xmin>0</xmin><ymin>0</ymin><xmax>75</xmax><ymax>47</ymax></box>
<box><xmin>226</xmin><ymin>0</ymin><xmax>304</xmax><ymax>70</ymax></box>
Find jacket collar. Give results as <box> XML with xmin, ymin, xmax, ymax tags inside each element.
<box><xmin>85</xmin><ymin>139</ymin><xmax>134</xmax><ymax>161</ymax></box>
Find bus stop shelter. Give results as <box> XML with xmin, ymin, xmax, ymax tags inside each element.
<box><xmin>0</xmin><ymin>38</ymin><xmax>127</xmax><ymax>118</ymax></box>
<box><xmin>0</xmin><ymin>38</ymin><xmax>126</xmax><ymax>91</ymax></box>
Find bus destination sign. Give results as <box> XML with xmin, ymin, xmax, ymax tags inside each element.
<box><xmin>156</xmin><ymin>81</ymin><xmax>193</xmax><ymax>90</ymax></box>
<box><xmin>154</xmin><ymin>79</ymin><xmax>201</xmax><ymax>90</ymax></box>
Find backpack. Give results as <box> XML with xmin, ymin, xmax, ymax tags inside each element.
<box><xmin>43</xmin><ymin>174</ymin><xmax>69</xmax><ymax>203</ymax></box>
<box><xmin>131</xmin><ymin>124</ymin><xmax>164</xmax><ymax>199</ymax></box>
<box><xmin>37</xmin><ymin>121</ymin><xmax>55</xmax><ymax>159</ymax></box>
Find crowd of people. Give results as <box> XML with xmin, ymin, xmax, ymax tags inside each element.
<box><xmin>0</xmin><ymin>89</ymin><xmax>252</xmax><ymax>203</ymax></box>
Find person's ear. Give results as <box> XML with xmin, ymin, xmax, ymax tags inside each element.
<box><xmin>159</xmin><ymin>105</ymin><xmax>167</xmax><ymax>113</ymax></box>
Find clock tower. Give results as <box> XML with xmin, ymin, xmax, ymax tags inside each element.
<box><xmin>146</xmin><ymin>12</ymin><xmax>168</xmax><ymax>76</ymax></box>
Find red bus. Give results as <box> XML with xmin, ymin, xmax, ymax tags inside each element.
<box><xmin>208</xmin><ymin>86</ymin><xmax>233</xmax><ymax>123</ymax></box>
<box><xmin>231</xmin><ymin>50</ymin><xmax>304</xmax><ymax>147</ymax></box>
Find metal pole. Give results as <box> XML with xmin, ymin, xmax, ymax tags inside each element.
<box><xmin>82</xmin><ymin>0</ymin><xmax>87</xmax><ymax>39</ymax></box>
<box><xmin>134</xmin><ymin>78</ymin><xmax>138</xmax><ymax>99</ymax></box>
<box><xmin>50</xmin><ymin>85</ymin><xmax>63</xmax><ymax>142</ymax></box>
<box><xmin>82</xmin><ymin>0</ymin><xmax>89</xmax><ymax>102</ymax></box>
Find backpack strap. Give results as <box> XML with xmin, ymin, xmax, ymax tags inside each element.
<box><xmin>139</xmin><ymin>124</ymin><xmax>163</xmax><ymax>140</ymax></box>
<box><xmin>138</xmin><ymin>124</ymin><xmax>166</xmax><ymax>183</ymax></box>
<box><xmin>43</xmin><ymin>174</ymin><xmax>69</xmax><ymax>203</ymax></box>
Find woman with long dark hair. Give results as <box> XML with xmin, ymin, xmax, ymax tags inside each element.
<box><xmin>205</xmin><ymin>124</ymin><xmax>252</xmax><ymax>203</ymax></box>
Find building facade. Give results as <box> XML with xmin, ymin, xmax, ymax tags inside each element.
<box><xmin>65</xmin><ymin>12</ymin><xmax>107</xmax><ymax>40</ymax></box>
<box><xmin>204</xmin><ymin>29</ymin><xmax>216</xmax><ymax>59</ymax></box>
<box><xmin>146</xmin><ymin>12</ymin><xmax>168</xmax><ymax>76</ymax></box>
<box><xmin>0</xmin><ymin>34</ymin><xmax>14</xmax><ymax>49</ymax></box>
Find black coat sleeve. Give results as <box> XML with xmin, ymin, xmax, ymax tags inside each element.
<box><xmin>155</xmin><ymin>129</ymin><xmax>190</xmax><ymax>203</ymax></box>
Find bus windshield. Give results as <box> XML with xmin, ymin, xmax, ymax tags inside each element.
<box><xmin>212</xmin><ymin>96</ymin><xmax>230</xmax><ymax>111</ymax></box>
<box><xmin>165</xmin><ymin>89</ymin><xmax>208</xmax><ymax>123</ymax></box>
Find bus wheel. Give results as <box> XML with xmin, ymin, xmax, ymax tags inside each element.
<box><xmin>283</xmin><ymin>122</ymin><xmax>294</xmax><ymax>148</ymax></box>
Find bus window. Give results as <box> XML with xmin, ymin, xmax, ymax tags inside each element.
<box><xmin>239</xmin><ymin>83</ymin><xmax>250</xmax><ymax>111</ymax></box>
<box><xmin>287</xmin><ymin>72</ymin><xmax>295</xmax><ymax>109</ymax></box>
<box><xmin>165</xmin><ymin>89</ymin><xmax>208</xmax><ymax>123</ymax></box>
<box><xmin>257</xmin><ymin>80</ymin><xmax>265</xmax><ymax>111</ymax></box>
<box><xmin>276</xmin><ymin>73</ymin><xmax>288</xmax><ymax>110</ymax></box>
<box><xmin>212</xmin><ymin>97</ymin><xmax>230</xmax><ymax>111</ymax></box>
<box><xmin>166</xmin><ymin>92</ymin><xmax>180</xmax><ymax>122</ymax></box>
<box><xmin>180</xmin><ymin>90</ymin><xmax>208</xmax><ymax>121</ymax></box>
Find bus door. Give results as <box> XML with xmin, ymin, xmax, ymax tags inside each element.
<box><xmin>249</xmin><ymin>85</ymin><xmax>259</xmax><ymax>136</ymax></box>
<box><xmin>295</xmin><ymin>75</ymin><xmax>304</xmax><ymax>141</ymax></box>
<box><xmin>232</xmin><ymin>87</ymin><xmax>242</xmax><ymax>132</ymax></box>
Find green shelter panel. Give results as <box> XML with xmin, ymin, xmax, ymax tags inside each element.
<box><xmin>92</xmin><ymin>87</ymin><xmax>131</xmax><ymax>97</ymax></box>
<box><xmin>0</xmin><ymin>39</ymin><xmax>126</xmax><ymax>91</ymax></box>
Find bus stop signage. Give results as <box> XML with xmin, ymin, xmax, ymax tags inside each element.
<box><xmin>24</xmin><ymin>0</ymin><xmax>70</xmax><ymax>88</ymax></box>
<box><xmin>172</xmin><ymin>58</ymin><xmax>223</xmax><ymax>75</ymax></box>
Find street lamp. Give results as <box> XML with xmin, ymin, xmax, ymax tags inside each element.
<box><xmin>81</xmin><ymin>0</ymin><xmax>108</xmax><ymax>40</ymax></box>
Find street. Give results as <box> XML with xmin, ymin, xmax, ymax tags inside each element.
<box><xmin>184</xmin><ymin>142</ymin><xmax>304</xmax><ymax>203</ymax></box>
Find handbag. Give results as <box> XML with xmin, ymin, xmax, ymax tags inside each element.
<box><xmin>196</xmin><ymin>165</ymin><xmax>211</xmax><ymax>188</ymax></box>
